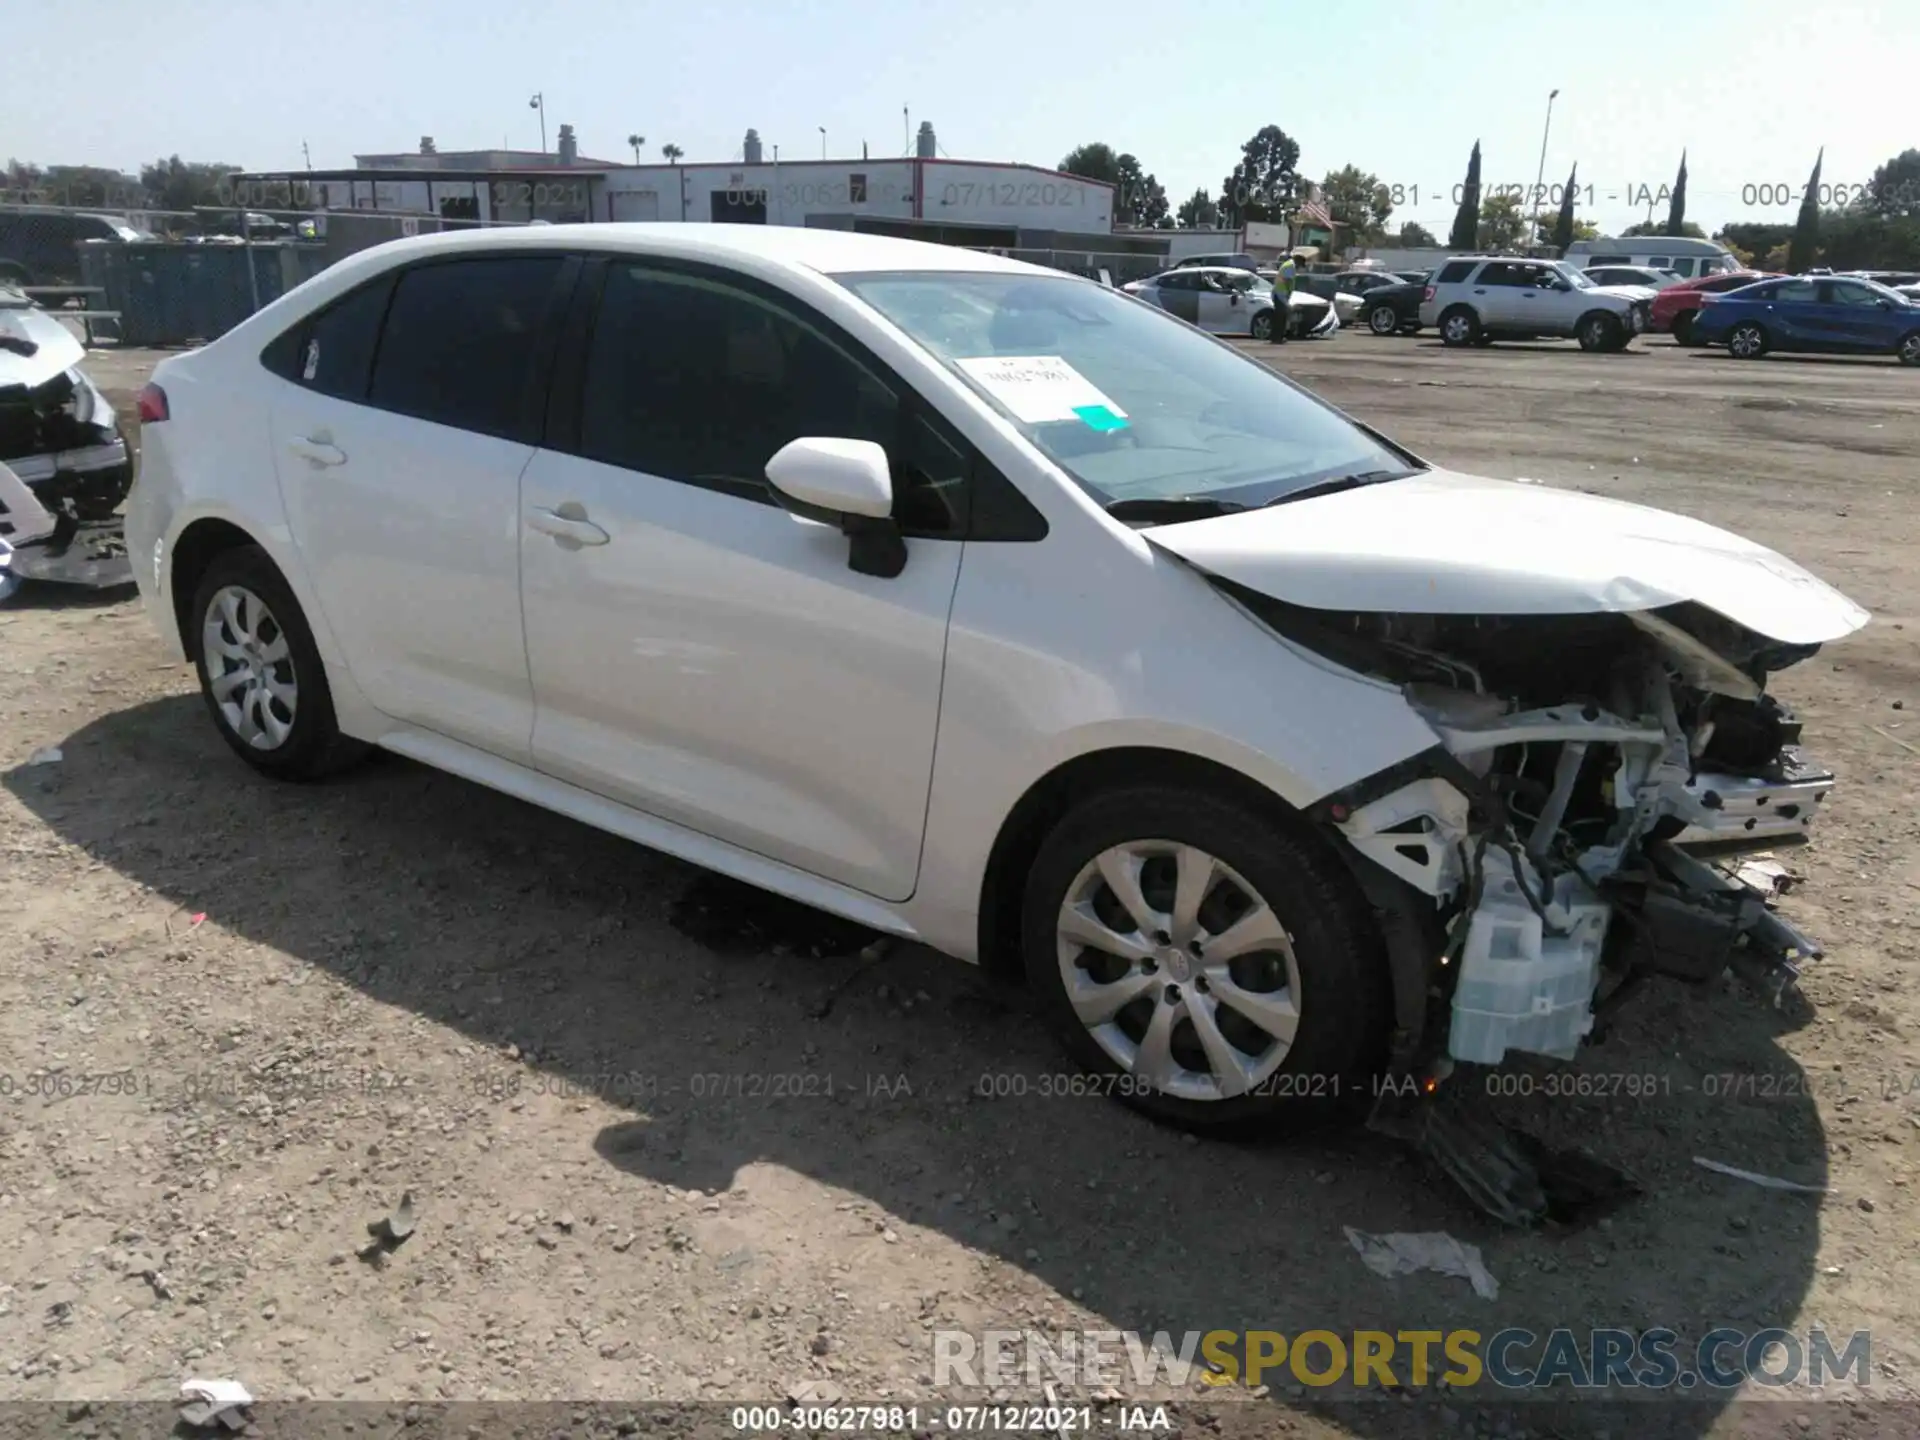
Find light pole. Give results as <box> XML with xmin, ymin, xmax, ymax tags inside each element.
<box><xmin>1531</xmin><ymin>88</ymin><xmax>1559</xmax><ymax>251</ymax></box>
<box><xmin>819</xmin><ymin>127</ymin><xmax>827</xmax><ymax>160</ymax></box>
<box><xmin>528</xmin><ymin>93</ymin><xmax>547</xmax><ymax>154</ymax></box>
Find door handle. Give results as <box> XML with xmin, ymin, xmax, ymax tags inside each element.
<box><xmin>528</xmin><ymin>504</ymin><xmax>610</xmax><ymax>548</ymax></box>
<box><xmin>1473</xmin><ymin>288</ymin><xmax>1487</xmax><ymax>294</ymax></box>
<box><xmin>287</xmin><ymin>436</ymin><xmax>346</xmax><ymax>467</ymax></box>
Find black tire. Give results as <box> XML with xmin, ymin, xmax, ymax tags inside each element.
<box><xmin>1021</xmin><ymin>785</ymin><xmax>1389</xmax><ymax>1136</ymax></box>
<box><xmin>1438</xmin><ymin>306</ymin><xmax>1481</xmax><ymax>347</ymax></box>
<box><xmin>190</xmin><ymin>545</ymin><xmax>368</xmax><ymax>781</ymax></box>
<box><xmin>1249</xmin><ymin>309</ymin><xmax>1273</xmax><ymax>341</ymax></box>
<box><xmin>1367</xmin><ymin>304</ymin><xmax>1401</xmax><ymax>336</ymax></box>
<box><xmin>1728</xmin><ymin>321</ymin><xmax>1769</xmax><ymax>360</ymax></box>
<box><xmin>1577</xmin><ymin>311</ymin><xmax>1625</xmax><ymax>352</ymax></box>
<box><xmin>1671</xmin><ymin>309</ymin><xmax>1698</xmax><ymax>346</ymax></box>
<box><xmin>1898</xmin><ymin>330</ymin><xmax>1920</xmax><ymax>366</ymax></box>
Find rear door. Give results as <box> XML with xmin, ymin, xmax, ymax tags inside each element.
<box><xmin>269</xmin><ymin>252</ymin><xmax>576</xmax><ymax>761</ymax></box>
<box><xmin>1470</xmin><ymin>261</ymin><xmax>1525</xmax><ymax>328</ymax></box>
<box><xmin>1765</xmin><ymin>278</ymin><xmax>1822</xmax><ymax>346</ymax></box>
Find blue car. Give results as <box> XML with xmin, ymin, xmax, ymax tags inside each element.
<box><xmin>1694</xmin><ymin>273</ymin><xmax>1920</xmax><ymax>365</ymax></box>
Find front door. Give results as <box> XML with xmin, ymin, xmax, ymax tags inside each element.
<box><xmin>1820</xmin><ymin>279</ymin><xmax>1897</xmax><ymax>351</ymax></box>
<box><xmin>270</xmin><ymin>254</ymin><xmax>575</xmax><ymax>762</ymax></box>
<box><xmin>517</xmin><ymin>259</ymin><xmax>964</xmax><ymax>901</ymax></box>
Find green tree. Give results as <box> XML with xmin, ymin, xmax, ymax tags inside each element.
<box><xmin>40</xmin><ymin>164</ymin><xmax>139</xmax><ymax>208</ymax></box>
<box><xmin>1318</xmin><ymin>165</ymin><xmax>1392</xmax><ymax>239</ymax></box>
<box><xmin>1477</xmin><ymin>191</ymin><xmax>1526</xmax><ymax>249</ymax></box>
<box><xmin>1059</xmin><ymin>143</ymin><xmax>1123</xmax><ymax>186</ymax></box>
<box><xmin>627</xmin><ymin>133</ymin><xmax>645</xmax><ymax>164</ymax></box>
<box><xmin>1623</xmin><ymin>219</ymin><xmax>1705</xmax><ymax>238</ymax></box>
<box><xmin>1218</xmin><ymin>124</ymin><xmax>1300</xmax><ymax>225</ymax></box>
<box><xmin>1448</xmin><ymin>141</ymin><xmax>1482</xmax><ymax>250</ymax></box>
<box><xmin>1865</xmin><ymin>147</ymin><xmax>1920</xmax><ymax>219</ymax></box>
<box><xmin>661</xmin><ymin>143</ymin><xmax>684</xmax><ymax>163</ymax></box>
<box><xmin>1664</xmin><ymin>151</ymin><xmax>1688</xmax><ymax>236</ymax></box>
<box><xmin>1113</xmin><ymin>153</ymin><xmax>1170</xmax><ymax>228</ymax></box>
<box><xmin>139</xmin><ymin>156</ymin><xmax>241</xmax><ymax>215</ymax></box>
<box><xmin>1788</xmin><ymin>148</ymin><xmax>1824</xmax><ymax>270</ymax></box>
<box><xmin>1176</xmin><ymin>187</ymin><xmax>1221</xmax><ymax>229</ymax></box>
<box><xmin>1392</xmin><ymin>220</ymin><xmax>1439</xmax><ymax>247</ymax></box>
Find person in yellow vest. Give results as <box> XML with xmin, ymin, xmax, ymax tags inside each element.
<box><xmin>1270</xmin><ymin>254</ymin><xmax>1296</xmax><ymax>343</ymax></box>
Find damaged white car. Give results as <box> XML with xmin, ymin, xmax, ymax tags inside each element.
<box><xmin>1</xmin><ymin>285</ymin><xmax>136</xmax><ymax>597</ymax></box>
<box><xmin>128</xmin><ymin>230</ymin><xmax>1864</xmax><ymax>1220</ymax></box>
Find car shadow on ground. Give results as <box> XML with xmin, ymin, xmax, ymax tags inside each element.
<box><xmin>6</xmin><ymin>695</ymin><xmax>1848</xmax><ymax>1439</ymax></box>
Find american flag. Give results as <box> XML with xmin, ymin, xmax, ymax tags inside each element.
<box><xmin>1296</xmin><ymin>196</ymin><xmax>1334</xmax><ymax>230</ymax></box>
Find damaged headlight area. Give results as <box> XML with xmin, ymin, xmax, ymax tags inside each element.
<box><xmin>1232</xmin><ymin>587</ymin><xmax>1834</xmax><ymax>1069</ymax></box>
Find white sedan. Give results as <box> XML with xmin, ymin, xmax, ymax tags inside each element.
<box><xmin>127</xmin><ymin>225</ymin><xmax>1865</xmax><ymax>1180</ymax></box>
<box><xmin>1124</xmin><ymin>266</ymin><xmax>1336</xmax><ymax>339</ymax></box>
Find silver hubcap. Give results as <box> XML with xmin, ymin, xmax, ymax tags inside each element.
<box><xmin>1371</xmin><ymin>308</ymin><xmax>1397</xmax><ymax>334</ymax></box>
<box><xmin>202</xmin><ymin>584</ymin><xmax>297</xmax><ymax>750</ymax></box>
<box><xmin>1056</xmin><ymin>842</ymin><xmax>1302</xmax><ymax>1102</ymax></box>
<box><xmin>1732</xmin><ymin>327</ymin><xmax>1761</xmax><ymax>357</ymax></box>
<box><xmin>1902</xmin><ymin>335</ymin><xmax>1920</xmax><ymax>362</ymax></box>
<box><xmin>1444</xmin><ymin>316</ymin><xmax>1470</xmax><ymax>342</ymax></box>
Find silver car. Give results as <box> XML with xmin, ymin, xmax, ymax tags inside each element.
<box><xmin>1123</xmin><ymin>267</ymin><xmax>1335</xmax><ymax>340</ymax></box>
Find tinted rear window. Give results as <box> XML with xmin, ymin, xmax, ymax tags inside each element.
<box><xmin>1436</xmin><ymin>261</ymin><xmax>1476</xmax><ymax>283</ymax></box>
<box><xmin>367</xmin><ymin>257</ymin><xmax>568</xmax><ymax>440</ymax></box>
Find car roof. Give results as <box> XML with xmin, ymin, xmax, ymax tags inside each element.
<box><xmin>319</xmin><ymin>222</ymin><xmax>1043</xmax><ymax>279</ymax></box>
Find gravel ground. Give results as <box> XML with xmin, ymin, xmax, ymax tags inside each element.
<box><xmin>2</xmin><ymin>332</ymin><xmax>1918</xmax><ymax>1440</ymax></box>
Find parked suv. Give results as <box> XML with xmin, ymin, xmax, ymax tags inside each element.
<box><xmin>1418</xmin><ymin>257</ymin><xmax>1651</xmax><ymax>351</ymax></box>
<box><xmin>0</xmin><ymin>209</ymin><xmax>151</xmax><ymax>288</ymax></box>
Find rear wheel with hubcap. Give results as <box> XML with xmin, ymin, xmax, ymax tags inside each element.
<box><xmin>1439</xmin><ymin>307</ymin><xmax>1480</xmax><ymax>347</ymax></box>
<box><xmin>191</xmin><ymin>546</ymin><xmax>367</xmax><ymax>780</ymax></box>
<box><xmin>1022</xmin><ymin>786</ymin><xmax>1387</xmax><ymax>1134</ymax></box>
<box><xmin>1368</xmin><ymin>304</ymin><xmax>1400</xmax><ymax>335</ymax></box>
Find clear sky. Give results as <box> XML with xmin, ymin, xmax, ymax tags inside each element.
<box><xmin>11</xmin><ymin>0</ymin><xmax>1914</xmax><ymax>237</ymax></box>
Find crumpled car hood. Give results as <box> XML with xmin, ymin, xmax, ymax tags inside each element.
<box><xmin>0</xmin><ymin>305</ymin><xmax>86</xmax><ymax>391</ymax></box>
<box><xmin>1145</xmin><ymin>469</ymin><xmax>1869</xmax><ymax>646</ymax></box>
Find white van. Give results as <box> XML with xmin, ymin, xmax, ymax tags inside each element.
<box><xmin>1562</xmin><ymin>236</ymin><xmax>1741</xmax><ymax>279</ymax></box>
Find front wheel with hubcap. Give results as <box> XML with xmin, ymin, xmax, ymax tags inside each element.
<box><xmin>191</xmin><ymin>546</ymin><xmax>367</xmax><ymax>780</ymax></box>
<box><xmin>1671</xmin><ymin>310</ymin><xmax>1697</xmax><ymax>345</ymax></box>
<box><xmin>1248</xmin><ymin>310</ymin><xmax>1274</xmax><ymax>341</ymax></box>
<box><xmin>1022</xmin><ymin>786</ymin><xmax>1387</xmax><ymax>1135</ymax></box>
<box><xmin>1728</xmin><ymin>322</ymin><xmax>1769</xmax><ymax>359</ymax></box>
<box><xmin>1898</xmin><ymin>331</ymin><xmax>1920</xmax><ymax>366</ymax></box>
<box><xmin>1578</xmin><ymin>312</ymin><xmax>1625</xmax><ymax>352</ymax></box>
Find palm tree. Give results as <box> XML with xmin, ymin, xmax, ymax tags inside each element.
<box><xmin>626</xmin><ymin>133</ymin><xmax>645</xmax><ymax>164</ymax></box>
<box><xmin>661</xmin><ymin>143</ymin><xmax>684</xmax><ymax>163</ymax></box>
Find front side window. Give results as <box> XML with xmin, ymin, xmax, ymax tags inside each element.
<box><xmin>838</xmin><ymin>271</ymin><xmax>1414</xmax><ymax>511</ymax></box>
<box><xmin>367</xmin><ymin>256</ymin><xmax>569</xmax><ymax>440</ymax></box>
<box><xmin>574</xmin><ymin>262</ymin><xmax>974</xmax><ymax>536</ymax></box>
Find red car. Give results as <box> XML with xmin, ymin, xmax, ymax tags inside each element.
<box><xmin>1654</xmin><ymin>270</ymin><xmax>1778</xmax><ymax>344</ymax></box>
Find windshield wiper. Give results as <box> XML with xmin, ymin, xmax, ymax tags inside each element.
<box><xmin>1262</xmin><ymin>469</ymin><xmax>1413</xmax><ymax>507</ymax></box>
<box><xmin>1104</xmin><ymin>496</ymin><xmax>1251</xmax><ymax>523</ymax></box>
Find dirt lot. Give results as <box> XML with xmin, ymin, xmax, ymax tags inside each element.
<box><xmin>3</xmin><ymin>333</ymin><xmax>1918</xmax><ymax>1440</ymax></box>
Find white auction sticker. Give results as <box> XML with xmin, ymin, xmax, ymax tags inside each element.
<box><xmin>954</xmin><ymin>355</ymin><xmax>1130</xmax><ymax>429</ymax></box>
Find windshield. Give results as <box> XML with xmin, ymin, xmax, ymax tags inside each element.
<box><xmin>838</xmin><ymin>271</ymin><xmax>1415</xmax><ymax>510</ymax></box>
<box><xmin>1553</xmin><ymin>263</ymin><xmax>1595</xmax><ymax>288</ymax></box>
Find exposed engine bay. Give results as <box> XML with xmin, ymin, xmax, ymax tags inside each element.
<box><xmin>1225</xmin><ymin>584</ymin><xmax>1845</xmax><ymax>1219</ymax></box>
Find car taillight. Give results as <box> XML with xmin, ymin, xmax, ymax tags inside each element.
<box><xmin>137</xmin><ymin>383</ymin><xmax>169</xmax><ymax>423</ymax></box>
<box><xmin>1423</xmin><ymin>285</ymin><xmax>1435</xmax><ymax>302</ymax></box>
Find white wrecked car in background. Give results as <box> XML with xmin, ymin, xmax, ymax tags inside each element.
<box><xmin>126</xmin><ymin>227</ymin><xmax>1862</xmax><ymax>1224</ymax></box>
<box><xmin>0</xmin><ymin>285</ymin><xmax>135</xmax><ymax>597</ymax></box>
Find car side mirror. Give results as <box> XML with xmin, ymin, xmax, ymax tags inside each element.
<box><xmin>765</xmin><ymin>437</ymin><xmax>907</xmax><ymax>579</ymax></box>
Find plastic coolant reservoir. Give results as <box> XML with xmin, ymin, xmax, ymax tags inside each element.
<box><xmin>1447</xmin><ymin>849</ymin><xmax>1611</xmax><ymax>1064</ymax></box>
